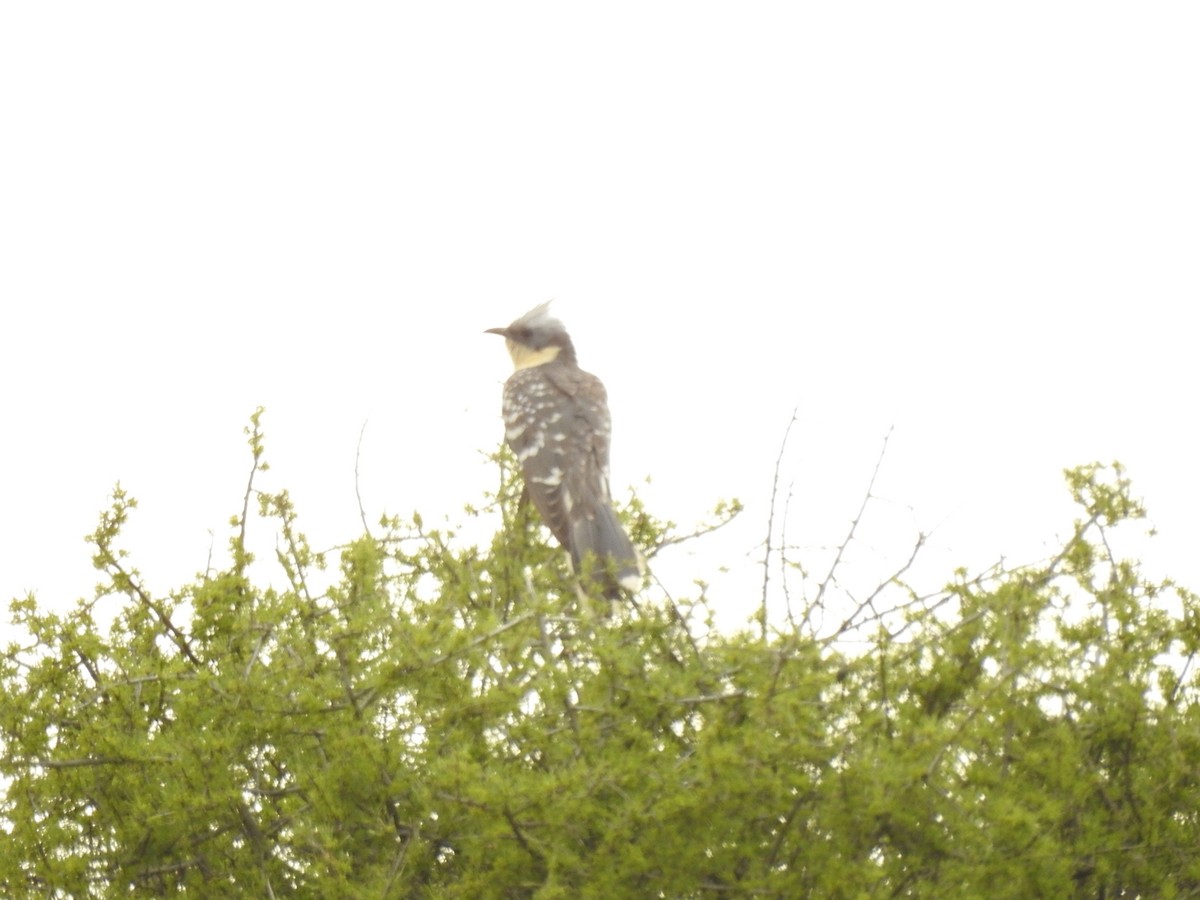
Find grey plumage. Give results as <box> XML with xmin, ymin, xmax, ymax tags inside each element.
<box><xmin>486</xmin><ymin>304</ymin><xmax>641</xmax><ymax>598</ymax></box>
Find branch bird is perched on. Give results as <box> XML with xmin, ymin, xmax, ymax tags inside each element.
<box><xmin>486</xmin><ymin>303</ymin><xmax>642</xmax><ymax>599</ymax></box>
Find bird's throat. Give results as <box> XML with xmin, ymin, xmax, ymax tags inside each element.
<box><xmin>507</xmin><ymin>342</ymin><xmax>562</xmax><ymax>371</ymax></box>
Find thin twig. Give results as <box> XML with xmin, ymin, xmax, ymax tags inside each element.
<box><xmin>761</xmin><ymin>408</ymin><xmax>799</xmax><ymax>642</ymax></box>
<box><xmin>779</xmin><ymin>478</ymin><xmax>799</xmax><ymax>633</ymax></box>
<box><xmin>803</xmin><ymin>426</ymin><xmax>893</xmax><ymax>634</ymax></box>
<box><xmin>355</xmin><ymin>419</ymin><xmax>372</xmax><ymax>538</ymax></box>
<box><xmin>647</xmin><ymin>509</ymin><xmax>741</xmax><ymax>557</ymax></box>
<box><xmin>821</xmin><ymin>530</ymin><xmax>926</xmax><ymax>643</ymax></box>
<box><xmin>242</xmin><ymin>626</ymin><xmax>273</xmax><ymax>680</ymax></box>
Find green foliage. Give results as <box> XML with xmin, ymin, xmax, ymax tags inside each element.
<box><xmin>2</xmin><ymin>417</ymin><xmax>1199</xmax><ymax>897</ymax></box>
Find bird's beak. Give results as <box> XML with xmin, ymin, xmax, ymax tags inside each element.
<box><xmin>484</xmin><ymin>327</ymin><xmax>509</xmax><ymax>337</ymax></box>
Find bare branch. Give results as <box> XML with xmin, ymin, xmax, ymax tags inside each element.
<box><xmin>761</xmin><ymin>408</ymin><xmax>799</xmax><ymax>642</ymax></box>
<box><xmin>355</xmin><ymin>419</ymin><xmax>372</xmax><ymax>538</ymax></box>
<box><xmin>820</xmin><ymin>529</ymin><xmax>927</xmax><ymax>644</ymax></box>
<box><xmin>647</xmin><ymin>504</ymin><xmax>742</xmax><ymax>558</ymax></box>
<box><xmin>803</xmin><ymin>426</ymin><xmax>894</xmax><ymax>635</ymax></box>
<box><xmin>779</xmin><ymin>477</ymin><xmax>800</xmax><ymax>632</ymax></box>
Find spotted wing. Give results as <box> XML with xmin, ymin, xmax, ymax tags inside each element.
<box><xmin>501</xmin><ymin>365</ymin><xmax>583</xmax><ymax>549</ymax></box>
<box><xmin>502</xmin><ymin>364</ymin><xmax>638</xmax><ymax>595</ymax></box>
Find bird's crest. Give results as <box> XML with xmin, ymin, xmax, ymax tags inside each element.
<box><xmin>508</xmin><ymin>301</ymin><xmax>566</xmax><ymax>339</ymax></box>
<box><xmin>487</xmin><ymin>300</ymin><xmax>578</xmax><ymax>368</ymax></box>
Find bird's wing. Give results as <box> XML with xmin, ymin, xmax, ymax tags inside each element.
<box><xmin>546</xmin><ymin>364</ymin><xmax>612</xmax><ymax>487</ymax></box>
<box><xmin>502</xmin><ymin>367</ymin><xmax>578</xmax><ymax>549</ymax></box>
<box><xmin>503</xmin><ymin>364</ymin><xmax>639</xmax><ymax>596</ymax></box>
<box><xmin>549</xmin><ymin>367</ymin><xmax>639</xmax><ymax>594</ymax></box>
<box><xmin>546</xmin><ymin>365</ymin><xmax>615</xmax><ymax>513</ymax></box>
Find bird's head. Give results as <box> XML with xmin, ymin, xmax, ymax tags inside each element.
<box><xmin>486</xmin><ymin>302</ymin><xmax>577</xmax><ymax>370</ymax></box>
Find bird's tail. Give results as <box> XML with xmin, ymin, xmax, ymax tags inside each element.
<box><xmin>571</xmin><ymin>504</ymin><xmax>643</xmax><ymax>599</ymax></box>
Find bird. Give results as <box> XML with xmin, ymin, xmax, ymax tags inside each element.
<box><xmin>486</xmin><ymin>302</ymin><xmax>642</xmax><ymax>599</ymax></box>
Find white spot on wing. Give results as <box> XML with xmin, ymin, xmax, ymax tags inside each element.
<box><xmin>517</xmin><ymin>432</ymin><xmax>546</xmax><ymax>461</ymax></box>
<box><xmin>531</xmin><ymin>467</ymin><xmax>563</xmax><ymax>486</ymax></box>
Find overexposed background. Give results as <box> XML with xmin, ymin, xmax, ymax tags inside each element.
<box><xmin>2</xmin><ymin>3</ymin><xmax>1196</xmax><ymax>635</ymax></box>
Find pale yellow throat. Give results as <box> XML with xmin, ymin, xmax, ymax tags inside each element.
<box><xmin>507</xmin><ymin>341</ymin><xmax>562</xmax><ymax>371</ymax></box>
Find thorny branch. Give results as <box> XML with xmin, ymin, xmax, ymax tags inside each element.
<box><xmin>779</xmin><ymin>476</ymin><xmax>801</xmax><ymax>632</ymax></box>
<box><xmin>820</xmin><ymin>529</ymin><xmax>927</xmax><ymax>645</ymax></box>
<box><xmin>647</xmin><ymin>508</ymin><xmax>742</xmax><ymax>558</ymax></box>
<box><xmin>758</xmin><ymin>416</ymin><xmax>941</xmax><ymax>650</ymax></box>
<box><xmin>760</xmin><ymin>407</ymin><xmax>799</xmax><ymax>642</ymax></box>
<box><xmin>803</xmin><ymin>425</ymin><xmax>895</xmax><ymax>636</ymax></box>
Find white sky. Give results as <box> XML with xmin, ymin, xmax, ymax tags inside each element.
<box><xmin>2</xmin><ymin>3</ymin><xmax>1197</xmax><ymax>636</ymax></box>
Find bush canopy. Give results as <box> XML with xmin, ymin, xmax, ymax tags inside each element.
<box><xmin>2</xmin><ymin>411</ymin><xmax>1198</xmax><ymax>897</ymax></box>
